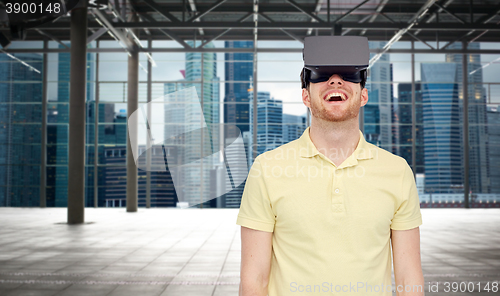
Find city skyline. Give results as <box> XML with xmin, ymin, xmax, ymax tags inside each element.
<box><xmin>1</xmin><ymin>40</ymin><xmax>499</xmax><ymax>208</ymax></box>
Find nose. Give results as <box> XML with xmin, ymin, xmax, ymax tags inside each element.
<box><xmin>328</xmin><ymin>74</ymin><xmax>344</xmax><ymax>86</ymax></box>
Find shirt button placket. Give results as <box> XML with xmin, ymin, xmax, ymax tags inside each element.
<box><xmin>332</xmin><ymin>169</ymin><xmax>344</xmax><ymax>213</ymax></box>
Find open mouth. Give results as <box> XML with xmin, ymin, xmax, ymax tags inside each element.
<box><xmin>324</xmin><ymin>92</ymin><xmax>347</xmax><ymax>102</ymax></box>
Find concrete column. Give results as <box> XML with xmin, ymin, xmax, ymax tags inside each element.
<box><xmin>40</xmin><ymin>39</ymin><xmax>47</xmax><ymax>208</ymax></box>
<box><xmin>146</xmin><ymin>38</ymin><xmax>152</xmax><ymax>209</ymax></box>
<box><xmin>67</xmin><ymin>4</ymin><xmax>87</xmax><ymax>224</ymax></box>
<box><xmin>462</xmin><ymin>41</ymin><xmax>470</xmax><ymax>208</ymax></box>
<box><xmin>126</xmin><ymin>14</ymin><xmax>139</xmax><ymax>212</ymax></box>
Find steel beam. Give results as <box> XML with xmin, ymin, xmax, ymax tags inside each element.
<box><xmin>187</xmin><ymin>0</ymin><xmax>228</xmax><ymax>22</ymax></box>
<box><xmin>195</xmin><ymin>9</ymin><xmax>255</xmax><ymax>48</ymax></box>
<box><xmin>187</xmin><ymin>0</ymin><xmax>204</xmax><ymax>36</ymax></box>
<box><xmin>33</xmin><ymin>21</ymin><xmax>500</xmax><ymax>31</ymax></box>
<box><xmin>417</xmin><ymin>0</ymin><xmax>456</xmax><ymax>25</ymax></box>
<box><xmin>143</xmin><ymin>0</ymin><xmax>180</xmax><ymax>23</ymax></box>
<box><xmin>140</xmin><ymin>14</ymin><xmax>191</xmax><ymax>48</ymax></box>
<box><xmin>433</xmin><ymin>2</ymin><xmax>466</xmax><ymax>24</ymax></box>
<box><xmin>280</xmin><ymin>29</ymin><xmax>304</xmax><ymax>43</ymax></box>
<box><xmin>5</xmin><ymin>47</ymin><xmax>500</xmax><ymax>54</ymax></box>
<box><xmin>92</xmin><ymin>9</ymin><xmax>133</xmax><ymax>50</ymax></box>
<box><xmin>87</xmin><ymin>27</ymin><xmax>108</xmax><ymax>44</ymax></box>
<box><xmin>285</xmin><ymin>0</ymin><xmax>324</xmax><ymax>23</ymax></box>
<box><xmin>35</xmin><ymin>29</ymin><xmax>69</xmax><ymax>48</ymax></box>
<box><xmin>334</xmin><ymin>0</ymin><xmax>370</xmax><ymax>23</ymax></box>
<box><xmin>369</xmin><ymin>0</ymin><xmax>438</xmax><ymax>67</ymax></box>
<box><xmin>474</xmin><ymin>7</ymin><xmax>500</xmax><ymax>24</ymax></box>
<box><xmin>198</xmin><ymin>28</ymin><xmax>231</xmax><ymax>48</ymax></box>
<box><xmin>380</xmin><ymin>13</ymin><xmax>435</xmax><ymax>49</ymax></box>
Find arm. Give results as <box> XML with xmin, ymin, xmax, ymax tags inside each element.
<box><xmin>391</xmin><ymin>227</ymin><xmax>425</xmax><ymax>296</ymax></box>
<box><xmin>239</xmin><ymin>226</ymin><xmax>273</xmax><ymax>296</ymax></box>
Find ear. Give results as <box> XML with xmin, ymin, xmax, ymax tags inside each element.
<box><xmin>302</xmin><ymin>88</ymin><xmax>311</xmax><ymax>108</ymax></box>
<box><xmin>360</xmin><ymin>87</ymin><xmax>368</xmax><ymax>107</ymax></box>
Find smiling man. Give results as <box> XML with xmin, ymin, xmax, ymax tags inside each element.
<box><xmin>237</xmin><ymin>36</ymin><xmax>424</xmax><ymax>296</ymax></box>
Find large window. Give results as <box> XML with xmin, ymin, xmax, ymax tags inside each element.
<box><xmin>1</xmin><ymin>40</ymin><xmax>499</xmax><ymax>208</ymax></box>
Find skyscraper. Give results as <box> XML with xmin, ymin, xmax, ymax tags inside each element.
<box><xmin>164</xmin><ymin>42</ymin><xmax>220</xmax><ymax>208</ymax></box>
<box><xmin>421</xmin><ymin>63</ymin><xmax>462</xmax><ymax>193</ymax></box>
<box><xmin>249</xmin><ymin>91</ymin><xmax>283</xmax><ymax>159</ymax></box>
<box><xmin>283</xmin><ymin>114</ymin><xmax>307</xmax><ymax>144</ymax></box>
<box><xmin>398</xmin><ymin>83</ymin><xmax>424</xmax><ymax>173</ymax></box>
<box><xmin>446</xmin><ymin>43</ymin><xmax>489</xmax><ymax>194</ymax></box>
<box><xmin>365</xmin><ymin>42</ymin><xmax>392</xmax><ymax>149</ymax></box>
<box><xmin>0</xmin><ymin>53</ymin><xmax>43</xmax><ymax>206</ymax></box>
<box><xmin>224</xmin><ymin>41</ymin><xmax>253</xmax><ymax>135</ymax></box>
<box><xmin>487</xmin><ymin>105</ymin><xmax>500</xmax><ymax>193</ymax></box>
<box><xmin>222</xmin><ymin>41</ymin><xmax>254</xmax><ymax>208</ymax></box>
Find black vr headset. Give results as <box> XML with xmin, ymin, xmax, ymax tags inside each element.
<box><xmin>301</xmin><ymin>36</ymin><xmax>369</xmax><ymax>89</ymax></box>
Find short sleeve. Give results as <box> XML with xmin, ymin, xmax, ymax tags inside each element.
<box><xmin>236</xmin><ymin>156</ymin><xmax>276</xmax><ymax>232</ymax></box>
<box><xmin>390</xmin><ymin>161</ymin><xmax>423</xmax><ymax>230</ymax></box>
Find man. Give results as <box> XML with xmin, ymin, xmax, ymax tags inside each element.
<box><xmin>237</xmin><ymin>36</ymin><xmax>424</xmax><ymax>296</ymax></box>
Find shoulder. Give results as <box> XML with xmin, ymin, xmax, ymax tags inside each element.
<box><xmin>370</xmin><ymin>143</ymin><xmax>410</xmax><ymax>172</ymax></box>
<box><xmin>255</xmin><ymin>139</ymin><xmax>303</xmax><ymax>165</ymax></box>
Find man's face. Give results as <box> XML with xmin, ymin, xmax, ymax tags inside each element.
<box><xmin>302</xmin><ymin>74</ymin><xmax>368</xmax><ymax>123</ymax></box>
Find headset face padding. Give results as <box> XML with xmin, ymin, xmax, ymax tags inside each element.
<box><xmin>301</xmin><ymin>68</ymin><xmax>367</xmax><ymax>89</ymax></box>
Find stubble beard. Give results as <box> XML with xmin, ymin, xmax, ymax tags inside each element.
<box><xmin>309</xmin><ymin>91</ymin><xmax>361</xmax><ymax>123</ymax></box>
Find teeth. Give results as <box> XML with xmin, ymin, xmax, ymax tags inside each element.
<box><xmin>326</xmin><ymin>93</ymin><xmax>347</xmax><ymax>101</ymax></box>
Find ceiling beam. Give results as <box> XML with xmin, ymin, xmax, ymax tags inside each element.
<box><xmin>360</xmin><ymin>0</ymin><xmax>389</xmax><ymax>35</ymax></box>
<box><xmin>306</xmin><ymin>0</ymin><xmax>323</xmax><ymax>36</ymax></box>
<box><xmin>143</xmin><ymin>0</ymin><xmax>180</xmax><ymax>23</ymax></box>
<box><xmin>433</xmin><ymin>2</ymin><xmax>466</xmax><ymax>24</ymax></box>
<box><xmin>369</xmin><ymin>0</ymin><xmax>438</xmax><ymax>67</ymax></box>
<box><xmin>334</xmin><ymin>0</ymin><xmax>370</xmax><ymax>23</ymax></box>
<box><xmin>138</xmin><ymin>3</ymin><xmax>491</xmax><ymax>15</ymax></box>
<box><xmin>379</xmin><ymin>13</ymin><xmax>435</xmax><ymax>49</ymax></box>
<box><xmin>197</xmin><ymin>28</ymin><xmax>231</xmax><ymax>48</ymax></box>
<box><xmin>87</xmin><ymin>27</ymin><xmax>108</xmax><ymax>44</ymax></box>
<box><xmin>92</xmin><ymin>9</ymin><xmax>134</xmax><ymax>50</ymax></box>
<box><xmin>187</xmin><ymin>0</ymin><xmax>228</xmax><ymax>22</ymax></box>
<box><xmin>285</xmin><ymin>0</ymin><xmax>324</xmax><ymax>23</ymax></box>
<box><xmin>34</xmin><ymin>29</ymin><xmax>69</xmax><ymax>48</ymax></box>
<box><xmin>140</xmin><ymin>14</ymin><xmax>191</xmax><ymax>48</ymax></box>
<box><xmin>87</xmin><ymin>22</ymin><xmax>500</xmax><ymax>31</ymax></box>
<box><xmin>32</xmin><ymin>22</ymin><xmax>496</xmax><ymax>31</ymax></box>
<box><xmin>4</xmin><ymin>47</ymin><xmax>500</xmax><ymax>55</ymax></box>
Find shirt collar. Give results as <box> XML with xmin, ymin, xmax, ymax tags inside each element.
<box><xmin>298</xmin><ymin>126</ymin><xmax>375</xmax><ymax>164</ymax></box>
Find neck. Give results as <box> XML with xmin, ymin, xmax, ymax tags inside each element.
<box><xmin>308</xmin><ymin>116</ymin><xmax>361</xmax><ymax>166</ymax></box>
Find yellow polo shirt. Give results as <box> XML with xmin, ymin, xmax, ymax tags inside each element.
<box><xmin>236</xmin><ymin>127</ymin><xmax>422</xmax><ymax>296</ymax></box>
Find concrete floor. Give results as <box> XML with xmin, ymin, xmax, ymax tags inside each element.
<box><xmin>0</xmin><ymin>208</ymin><xmax>498</xmax><ymax>296</ymax></box>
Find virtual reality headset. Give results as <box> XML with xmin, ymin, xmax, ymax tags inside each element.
<box><xmin>302</xmin><ymin>36</ymin><xmax>369</xmax><ymax>88</ymax></box>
